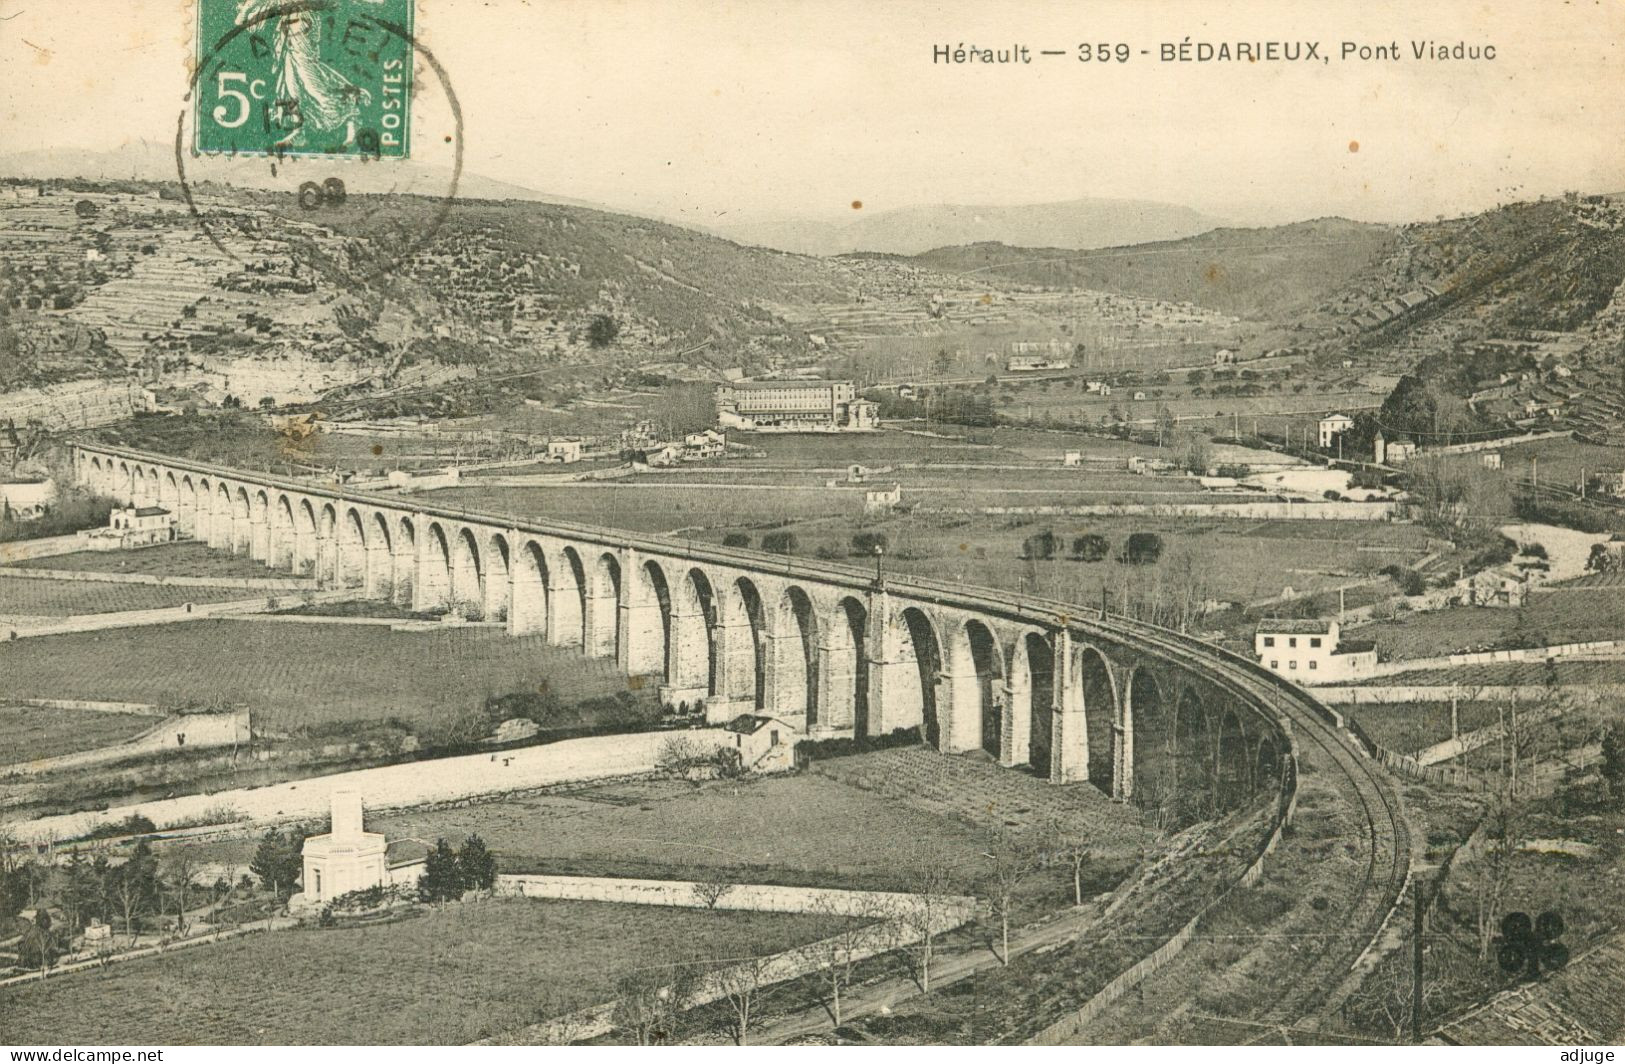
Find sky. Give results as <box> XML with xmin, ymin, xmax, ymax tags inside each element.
<box><xmin>2</xmin><ymin>0</ymin><xmax>1621</xmax><ymax>226</ymax></box>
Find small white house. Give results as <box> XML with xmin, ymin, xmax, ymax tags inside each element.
<box><xmin>87</xmin><ymin>505</ymin><xmax>176</xmax><ymax>549</ymax></box>
<box><xmin>1254</xmin><ymin>618</ymin><xmax>1377</xmax><ymax>684</ymax></box>
<box><xmin>547</xmin><ymin>438</ymin><xmax>584</xmax><ymax>463</ymax></box>
<box><xmin>863</xmin><ymin>483</ymin><xmax>901</xmax><ymax>514</ymax></box>
<box><xmin>724</xmin><ymin>714</ymin><xmax>800</xmax><ymax>771</ymax></box>
<box><xmin>1318</xmin><ymin>413</ymin><xmax>1355</xmax><ymax>449</ymax></box>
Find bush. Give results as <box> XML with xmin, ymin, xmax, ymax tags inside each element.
<box><xmin>762</xmin><ymin>531</ymin><xmax>798</xmax><ymax>555</ymax></box>
<box><xmin>1122</xmin><ymin>532</ymin><xmax>1163</xmax><ymax>565</ymax></box>
<box><xmin>850</xmin><ymin>530</ymin><xmax>889</xmax><ymax>556</ymax></box>
<box><xmin>81</xmin><ymin>813</ymin><xmax>158</xmax><ymax>841</ymax></box>
<box><xmin>722</xmin><ymin>532</ymin><xmax>750</xmax><ymax>548</ymax></box>
<box><xmin>796</xmin><ymin>726</ymin><xmax>922</xmax><ymax>763</ymax></box>
<box><xmin>1021</xmin><ymin>529</ymin><xmax>1058</xmax><ymax>560</ymax></box>
<box><xmin>1380</xmin><ymin>564</ymin><xmax>1426</xmax><ymax>597</ymax></box>
<box><xmin>1070</xmin><ymin>533</ymin><xmax>1110</xmax><ymax>562</ymax></box>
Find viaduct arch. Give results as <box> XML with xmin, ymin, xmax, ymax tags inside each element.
<box><xmin>70</xmin><ymin>444</ymin><xmax>1290</xmax><ymax>805</ymax></box>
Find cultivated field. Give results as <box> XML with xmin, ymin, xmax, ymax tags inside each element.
<box><xmin>1362</xmin><ymin>589</ymin><xmax>1625</xmax><ymax>660</ymax></box>
<box><xmin>0</xmin><ymin>576</ymin><xmax>250</xmax><ymax>617</ymax></box>
<box><xmin>9</xmin><ymin>543</ymin><xmax>288</xmax><ymax>579</ymax></box>
<box><xmin>167</xmin><ymin>756</ymin><xmax>1145</xmax><ymax>912</ymax></box>
<box><xmin>423</xmin><ymin>470</ymin><xmax>1427</xmax><ymax>605</ymax></box>
<box><xmin>1340</xmin><ymin>700</ymin><xmax>1502</xmax><ymax>756</ymax></box>
<box><xmin>0</xmin><ymin>899</ymin><xmax>851</xmax><ymax>1045</ymax></box>
<box><xmin>0</xmin><ymin>703</ymin><xmax>157</xmax><ymax>764</ymax></box>
<box><xmin>1358</xmin><ymin>659</ymin><xmax>1625</xmax><ymax>689</ymax></box>
<box><xmin>1498</xmin><ymin>437</ymin><xmax>1623</xmax><ymax>487</ymax></box>
<box><xmin>0</xmin><ymin>621</ymin><xmax>642</xmax><ymax>732</ymax></box>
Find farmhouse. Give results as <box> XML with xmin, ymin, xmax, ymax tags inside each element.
<box><xmin>724</xmin><ymin>713</ymin><xmax>800</xmax><ymax>770</ymax></box>
<box><xmin>1253</xmin><ymin>618</ymin><xmax>1377</xmax><ymax>684</ymax></box>
<box><xmin>546</xmin><ymin>438</ymin><xmax>584</xmax><ymax>463</ymax></box>
<box><xmin>864</xmin><ymin>483</ymin><xmax>902</xmax><ymax>514</ymax></box>
<box><xmin>682</xmin><ymin>428</ymin><xmax>726</xmax><ymax>460</ymax></box>
<box><xmin>84</xmin><ymin>505</ymin><xmax>177</xmax><ymax>549</ymax></box>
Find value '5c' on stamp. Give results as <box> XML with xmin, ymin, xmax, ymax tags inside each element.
<box><xmin>195</xmin><ymin>0</ymin><xmax>415</xmax><ymax>158</ymax></box>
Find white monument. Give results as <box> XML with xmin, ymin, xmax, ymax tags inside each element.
<box><xmin>300</xmin><ymin>790</ymin><xmax>388</xmax><ymax>904</ymax></box>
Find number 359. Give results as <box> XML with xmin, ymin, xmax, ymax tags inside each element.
<box><xmin>1078</xmin><ymin>43</ymin><xmax>1131</xmax><ymax>62</ymax></box>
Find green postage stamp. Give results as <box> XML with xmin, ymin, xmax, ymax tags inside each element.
<box><xmin>194</xmin><ymin>0</ymin><xmax>415</xmax><ymax>158</ymax></box>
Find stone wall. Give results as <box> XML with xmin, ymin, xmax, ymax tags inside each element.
<box><xmin>13</xmin><ymin>728</ymin><xmax>733</xmax><ymax>845</ymax></box>
<box><xmin>0</xmin><ymin>566</ymin><xmax>317</xmax><ymax>591</ymax></box>
<box><xmin>8</xmin><ymin>709</ymin><xmax>252</xmax><ymax>777</ymax></box>
<box><xmin>921</xmin><ymin>500</ymin><xmax>1398</xmax><ymax>521</ymax></box>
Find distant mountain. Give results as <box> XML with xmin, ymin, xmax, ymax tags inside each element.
<box><xmin>710</xmin><ymin>198</ymin><xmax>1221</xmax><ymax>256</ymax></box>
<box><xmin>0</xmin><ymin>144</ymin><xmax>635</xmax><ymax>217</ymax></box>
<box><xmin>899</xmin><ymin>217</ymin><xmax>1400</xmax><ymax>320</ymax></box>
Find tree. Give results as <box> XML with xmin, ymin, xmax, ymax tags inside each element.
<box><xmin>1403</xmin><ymin>454</ymin><xmax>1507</xmax><ymax>542</ymax></box>
<box><xmin>611</xmin><ymin>965</ymin><xmax>696</xmax><ymax>1045</ymax></box>
<box><xmin>1173</xmin><ymin>430</ymin><xmax>1210</xmax><ymax>475</ymax></box>
<box><xmin>108</xmin><ymin>840</ymin><xmax>159</xmax><ymax>945</ymax></box>
<box><xmin>1021</xmin><ymin>529</ymin><xmax>1057</xmax><ymax>560</ymax></box>
<box><xmin>722</xmin><ymin>532</ymin><xmax>750</xmax><ymax>548</ymax></box>
<box><xmin>587</xmin><ymin>314</ymin><xmax>620</xmax><ymax>347</ymax></box>
<box><xmin>161</xmin><ymin>847</ymin><xmax>199</xmax><ymax>936</ymax></box>
<box><xmin>1600</xmin><ymin>723</ymin><xmax>1625</xmax><ymax>802</ymax></box>
<box><xmin>806</xmin><ymin>896</ymin><xmax>880</xmax><ymax>1028</ymax></box>
<box><xmin>850</xmin><ymin>530</ymin><xmax>888</xmax><ymax>556</ymax></box>
<box><xmin>711</xmin><ymin>950</ymin><xmax>776</xmax><ymax>1045</ymax></box>
<box><xmin>1070</xmin><ymin>533</ymin><xmax>1109</xmax><ymax>562</ymax></box>
<box><xmin>1469</xmin><ymin>795</ymin><xmax>1523</xmax><ymax>961</ymax></box>
<box><xmin>690</xmin><ymin>874</ymin><xmax>735</xmax><ymax>910</ymax></box>
<box><xmin>418</xmin><ymin>838</ymin><xmax>465</xmax><ymax>902</ymax></box>
<box><xmin>249</xmin><ymin>829</ymin><xmax>303</xmax><ymax>899</ymax></box>
<box><xmin>457</xmin><ymin>835</ymin><xmax>498</xmax><ymax>892</ymax></box>
<box><xmin>1155</xmin><ymin>404</ymin><xmax>1177</xmax><ymax>447</ymax></box>
<box><xmin>1587</xmin><ymin>543</ymin><xmax>1620</xmax><ymax>574</ymax></box>
<box><xmin>983</xmin><ymin>833</ymin><xmax>1036</xmax><ymax>965</ymax></box>
<box><xmin>761</xmin><ymin>531</ymin><xmax>797</xmax><ymax>555</ymax></box>
<box><xmin>1123</xmin><ymin>532</ymin><xmax>1163</xmax><ymax>565</ymax></box>
<box><xmin>1046</xmin><ymin>817</ymin><xmax>1092</xmax><ymax>906</ymax></box>
<box><xmin>895</xmin><ymin>844</ymin><xmax>958</xmax><ymax>995</ymax></box>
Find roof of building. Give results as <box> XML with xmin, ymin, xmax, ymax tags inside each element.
<box><xmin>723</xmin><ymin>378</ymin><xmax>847</xmax><ymax>390</ymax></box>
<box><xmin>386</xmin><ymin>838</ymin><xmax>432</xmax><ymax>869</ymax></box>
<box><xmin>1436</xmin><ymin>930</ymin><xmax>1625</xmax><ymax>1045</ymax></box>
<box><xmin>1257</xmin><ymin>617</ymin><xmax>1336</xmax><ymax>635</ymax></box>
<box><xmin>131</xmin><ymin>506</ymin><xmax>170</xmax><ymax>517</ymax></box>
<box><xmin>724</xmin><ymin>714</ymin><xmax>795</xmax><ymax>735</ymax></box>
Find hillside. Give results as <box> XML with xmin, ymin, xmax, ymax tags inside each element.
<box><xmin>0</xmin><ymin>178</ymin><xmax>899</xmax><ymax>394</ymax></box>
<box><xmin>713</xmin><ymin>197</ymin><xmax>1220</xmax><ymax>257</ymax></box>
<box><xmin>898</xmin><ymin>218</ymin><xmax>1399</xmax><ymax>321</ymax></box>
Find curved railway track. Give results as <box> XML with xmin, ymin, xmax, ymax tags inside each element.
<box><xmin>900</xmin><ymin>577</ymin><xmax>1411</xmax><ymax>1029</ymax></box>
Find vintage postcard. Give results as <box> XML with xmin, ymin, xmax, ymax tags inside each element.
<box><xmin>1</xmin><ymin>0</ymin><xmax>1622</xmax><ymax>1053</ymax></box>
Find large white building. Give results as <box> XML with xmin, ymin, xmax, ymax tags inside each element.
<box><xmin>1254</xmin><ymin>617</ymin><xmax>1377</xmax><ymax>684</ymax></box>
<box><xmin>1318</xmin><ymin>413</ymin><xmax>1355</xmax><ymax>449</ymax></box>
<box><xmin>715</xmin><ymin>379</ymin><xmax>877</xmax><ymax>431</ymax></box>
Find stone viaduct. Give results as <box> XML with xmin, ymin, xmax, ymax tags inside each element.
<box><xmin>74</xmin><ymin>444</ymin><xmax>1289</xmax><ymax>812</ymax></box>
